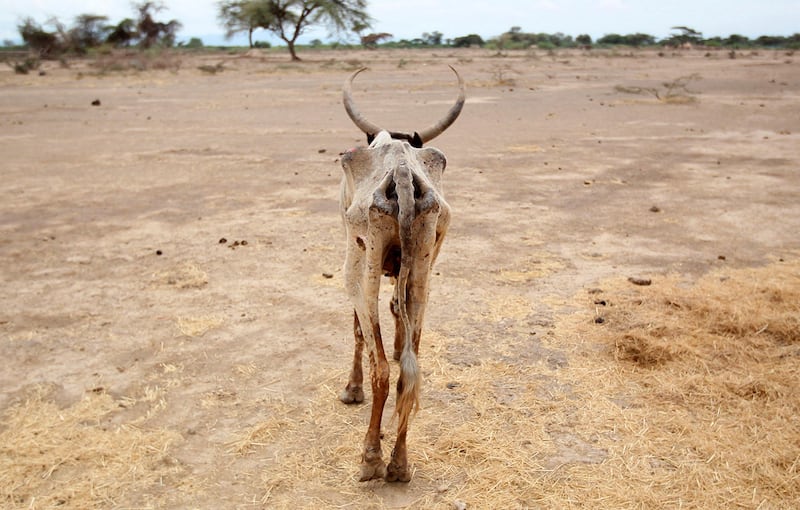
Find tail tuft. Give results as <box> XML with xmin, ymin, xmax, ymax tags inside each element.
<box><xmin>395</xmin><ymin>347</ymin><xmax>420</xmax><ymax>430</ymax></box>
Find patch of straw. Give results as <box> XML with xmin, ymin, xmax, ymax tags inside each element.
<box><xmin>0</xmin><ymin>385</ymin><xmax>182</xmax><ymax>509</ymax></box>
<box><xmin>228</xmin><ymin>259</ymin><xmax>800</xmax><ymax>508</ymax></box>
<box><xmin>154</xmin><ymin>262</ymin><xmax>209</xmax><ymax>289</ymax></box>
<box><xmin>176</xmin><ymin>315</ymin><xmax>223</xmax><ymax>337</ymax></box>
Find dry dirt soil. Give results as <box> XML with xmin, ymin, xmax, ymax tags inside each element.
<box><xmin>1</xmin><ymin>48</ymin><xmax>799</xmax><ymax>508</ymax></box>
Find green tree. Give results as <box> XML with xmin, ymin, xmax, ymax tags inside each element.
<box><xmin>135</xmin><ymin>2</ymin><xmax>182</xmax><ymax>48</ymax></box>
<box><xmin>626</xmin><ymin>33</ymin><xmax>656</xmax><ymax>47</ymax></box>
<box><xmin>453</xmin><ymin>33</ymin><xmax>484</xmax><ymax>47</ymax></box>
<box><xmin>106</xmin><ymin>19</ymin><xmax>137</xmax><ymax>47</ymax></box>
<box><xmin>69</xmin><ymin>14</ymin><xmax>110</xmax><ymax>52</ymax></box>
<box><xmin>217</xmin><ymin>0</ymin><xmax>371</xmax><ymax>60</ymax></box>
<box><xmin>723</xmin><ymin>34</ymin><xmax>750</xmax><ymax>48</ymax></box>
<box><xmin>18</xmin><ymin>17</ymin><xmax>59</xmax><ymax>57</ymax></box>
<box><xmin>665</xmin><ymin>26</ymin><xmax>702</xmax><ymax>46</ymax></box>
<box><xmin>217</xmin><ymin>0</ymin><xmax>272</xmax><ymax>47</ymax></box>
<box><xmin>422</xmin><ymin>31</ymin><xmax>443</xmax><ymax>45</ymax></box>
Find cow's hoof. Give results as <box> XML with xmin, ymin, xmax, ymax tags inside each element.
<box><xmin>385</xmin><ymin>460</ymin><xmax>411</xmax><ymax>483</ymax></box>
<box><xmin>358</xmin><ymin>459</ymin><xmax>386</xmax><ymax>481</ymax></box>
<box><xmin>339</xmin><ymin>385</ymin><xmax>364</xmax><ymax>404</ymax></box>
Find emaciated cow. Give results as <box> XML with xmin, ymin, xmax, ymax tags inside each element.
<box><xmin>338</xmin><ymin>67</ymin><xmax>465</xmax><ymax>482</ymax></box>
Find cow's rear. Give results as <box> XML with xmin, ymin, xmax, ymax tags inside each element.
<box><xmin>338</xmin><ymin>68</ymin><xmax>464</xmax><ymax>482</ymax></box>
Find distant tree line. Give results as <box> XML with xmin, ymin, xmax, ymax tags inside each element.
<box><xmin>15</xmin><ymin>2</ymin><xmax>183</xmax><ymax>58</ymax></box>
<box><xmin>11</xmin><ymin>0</ymin><xmax>800</xmax><ymax>64</ymax></box>
<box><xmin>376</xmin><ymin>26</ymin><xmax>800</xmax><ymax>50</ymax></box>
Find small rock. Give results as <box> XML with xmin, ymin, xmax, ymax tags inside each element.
<box><xmin>649</xmin><ymin>205</ymin><xmax>661</xmax><ymax>213</ymax></box>
<box><xmin>156</xmin><ymin>250</ymin><xmax>163</xmax><ymax>256</ymax></box>
<box><xmin>594</xmin><ymin>317</ymin><xmax>605</xmax><ymax>324</ymax></box>
<box><xmin>718</xmin><ymin>255</ymin><xmax>726</xmax><ymax>260</ymax></box>
<box><xmin>219</xmin><ymin>238</ymin><xmax>227</xmax><ymax>244</ymax></box>
<box><xmin>322</xmin><ymin>273</ymin><xmax>334</xmax><ymax>279</ymax></box>
<box><xmin>318</xmin><ymin>148</ymin><xmax>327</xmax><ymax>153</ymax></box>
<box><xmin>91</xmin><ymin>99</ymin><xmax>101</xmax><ymax>106</ymax></box>
<box><xmin>453</xmin><ymin>500</ymin><xmax>467</xmax><ymax>510</ymax></box>
<box><xmin>628</xmin><ymin>277</ymin><xmax>652</xmax><ymax>286</ymax></box>
<box><xmin>240</xmin><ymin>240</ymin><xmax>248</xmax><ymax>246</ymax></box>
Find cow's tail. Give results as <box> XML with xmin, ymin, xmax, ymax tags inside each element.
<box><xmin>393</xmin><ymin>162</ymin><xmax>420</xmax><ymax>430</ymax></box>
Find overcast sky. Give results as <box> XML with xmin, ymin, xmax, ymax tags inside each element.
<box><xmin>1</xmin><ymin>0</ymin><xmax>798</xmax><ymax>46</ymax></box>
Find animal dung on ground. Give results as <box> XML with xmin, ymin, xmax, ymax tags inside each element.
<box><xmin>218</xmin><ymin>238</ymin><xmax>248</xmax><ymax>249</ymax></box>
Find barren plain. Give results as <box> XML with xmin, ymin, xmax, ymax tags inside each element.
<box><xmin>1</xmin><ymin>48</ymin><xmax>799</xmax><ymax>508</ymax></box>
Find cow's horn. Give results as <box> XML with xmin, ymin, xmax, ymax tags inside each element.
<box><xmin>343</xmin><ymin>67</ymin><xmax>383</xmax><ymax>136</ymax></box>
<box><xmin>418</xmin><ymin>66</ymin><xmax>466</xmax><ymax>144</ymax></box>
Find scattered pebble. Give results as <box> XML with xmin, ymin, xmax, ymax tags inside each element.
<box><xmin>156</xmin><ymin>250</ymin><xmax>163</xmax><ymax>256</ymax></box>
<box><xmin>594</xmin><ymin>317</ymin><xmax>605</xmax><ymax>324</ymax></box>
<box><xmin>649</xmin><ymin>205</ymin><xmax>661</xmax><ymax>213</ymax></box>
<box><xmin>322</xmin><ymin>272</ymin><xmax>333</xmax><ymax>279</ymax></box>
<box><xmin>628</xmin><ymin>276</ymin><xmax>652</xmax><ymax>286</ymax></box>
<box><xmin>91</xmin><ymin>99</ymin><xmax>101</xmax><ymax>106</ymax></box>
<box><xmin>219</xmin><ymin>238</ymin><xmax>227</xmax><ymax>244</ymax></box>
<box><xmin>718</xmin><ymin>255</ymin><xmax>727</xmax><ymax>260</ymax></box>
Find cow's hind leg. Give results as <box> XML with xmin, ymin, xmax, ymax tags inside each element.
<box><xmin>339</xmin><ymin>311</ymin><xmax>365</xmax><ymax>404</ymax></box>
<box><xmin>387</xmin><ymin>201</ymin><xmax>441</xmax><ymax>483</ymax></box>
<box><xmin>358</xmin><ymin>311</ymin><xmax>390</xmax><ymax>481</ymax></box>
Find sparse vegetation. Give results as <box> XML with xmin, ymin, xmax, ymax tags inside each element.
<box><xmin>8</xmin><ymin>5</ymin><xmax>800</xmax><ymax>62</ymax></box>
<box><xmin>6</xmin><ymin>56</ymin><xmax>40</xmax><ymax>74</ymax></box>
<box><xmin>15</xmin><ymin>2</ymin><xmax>182</xmax><ymax>58</ymax></box>
<box><xmin>615</xmin><ymin>73</ymin><xmax>702</xmax><ymax>104</ymax></box>
<box><xmin>490</xmin><ymin>64</ymin><xmax>519</xmax><ymax>86</ymax></box>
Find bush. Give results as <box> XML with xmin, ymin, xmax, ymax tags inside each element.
<box><xmin>184</xmin><ymin>37</ymin><xmax>204</xmax><ymax>49</ymax></box>
<box><xmin>9</xmin><ymin>57</ymin><xmax>41</xmax><ymax>74</ymax></box>
<box><xmin>453</xmin><ymin>34</ymin><xmax>484</xmax><ymax>48</ymax></box>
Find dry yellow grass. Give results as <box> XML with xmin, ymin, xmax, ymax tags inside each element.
<box><xmin>2</xmin><ymin>259</ymin><xmax>798</xmax><ymax>508</ymax></box>
<box><xmin>0</xmin><ymin>385</ymin><xmax>181</xmax><ymax>509</ymax></box>
<box><xmin>235</xmin><ymin>259</ymin><xmax>800</xmax><ymax>508</ymax></box>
